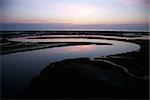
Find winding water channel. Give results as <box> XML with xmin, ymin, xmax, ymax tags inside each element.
<box><xmin>1</xmin><ymin>35</ymin><xmax>147</xmax><ymax>97</ymax></box>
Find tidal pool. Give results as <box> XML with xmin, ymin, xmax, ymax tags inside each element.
<box><xmin>1</xmin><ymin>37</ymin><xmax>140</xmax><ymax>98</ymax></box>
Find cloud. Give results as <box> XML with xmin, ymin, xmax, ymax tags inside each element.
<box><xmin>49</xmin><ymin>3</ymin><xmax>98</xmax><ymax>17</ymax></box>
<box><xmin>122</xmin><ymin>0</ymin><xmax>149</xmax><ymax>6</ymax></box>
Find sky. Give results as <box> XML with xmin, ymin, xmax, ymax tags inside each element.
<box><xmin>0</xmin><ymin>0</ymin><xmax>149</xmax><ymax>25</ymax></box>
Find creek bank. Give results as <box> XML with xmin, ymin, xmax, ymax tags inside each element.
<box><xmin>23</xmin><ymin>58</ymin><xmax>148</xmax><ymax>99</ymax></box>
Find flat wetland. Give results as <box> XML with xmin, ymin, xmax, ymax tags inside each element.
<box><xmin>0</xmin><ymin>31</ymin><xmax>149</xmax><ymax>99</ymax></box>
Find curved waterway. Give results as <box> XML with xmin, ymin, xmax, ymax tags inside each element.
<box><xmin>2</xmin><ymin>36</ymin><xmax>141</xmax><ymax>98</ymax></box>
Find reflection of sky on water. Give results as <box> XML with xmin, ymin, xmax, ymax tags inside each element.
<box><xmin>62</xmin><ymin>45</ymin><xmax>95</xmax><ymax>52</ymax></box>
<box><xmin>1</xmin><ymin>38</ymin><xmax>140</xmax><ymax>98</ymax></box>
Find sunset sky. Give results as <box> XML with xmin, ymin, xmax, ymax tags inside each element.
<box><xmin>1</xmin><ymin>0</ymin><xmax>149</xmax><ymax>25</ymax></box>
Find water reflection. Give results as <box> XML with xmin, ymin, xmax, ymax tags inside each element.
<box><xmin>67</xmin><ymin>45</ymin><xmax>96</xmax><ymax>52</ymax></box>
<box><xmin>1</xmin><ymin>38</ymin><xmax>141</xmax><ymax>98</ymax></box>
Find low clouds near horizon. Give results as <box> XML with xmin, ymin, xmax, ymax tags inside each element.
<box><xmin>0</xmin><ymin>0</ymin><xmax>149</xmax><ymax>25</ymax></box>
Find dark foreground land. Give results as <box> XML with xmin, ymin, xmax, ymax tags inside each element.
<box><xmin>23</xmin><ymin>39</ymin><xmax>149</xmax><ymax>99</ymax></box>
<box><xmin>0</xmin><ymin>31</ymin><xmax>149</xmax><ymax>99</ymax></box>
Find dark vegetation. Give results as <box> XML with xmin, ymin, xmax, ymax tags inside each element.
<box><xmin>23</xmin><ymin>58</ymin><xmax>149</xmax><ymax>99</ymax></box>
<box><xmin>1</xmin><ymin>31</ymin><xmax>149</xmax><ymax>99</ymax></box>
<box><xmin>22</xmin><ymin>38</ymin><xmax>149</xmax><ymax>99</ymax></box>
<box><xmin>96</xmin><ymin>40</ymin><xmax>149</xmax><ymax>76</ymax></box>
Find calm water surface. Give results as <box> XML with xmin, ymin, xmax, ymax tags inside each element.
<box><xmin>1</xmin><ymin>38</ymin><xmax>140</xmax><ymax>98</ymax></box>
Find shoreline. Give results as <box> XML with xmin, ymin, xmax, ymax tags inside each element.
<box><xmin>1</xmin><ymin>32</ymin><xmax>149</xmax><ymax>99</ymax></box>
<box><xmin>0</xmin><ymin>42</ymin><xmax>112</xmax><ymax>55</ymax></box>
<box><xmin>23</xmin><ymin>57</ymin><xmax>149</xmax><ymax>98</ymax></box>
<box><xmin>23</xmin><ymin>38</ymin><xmax>149</xmax><ymax>98</ymax></box>
<box><xmin>1</xmin><ymin>34</ymin><xmax>147</xmax><ymax>55</ymax></box>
